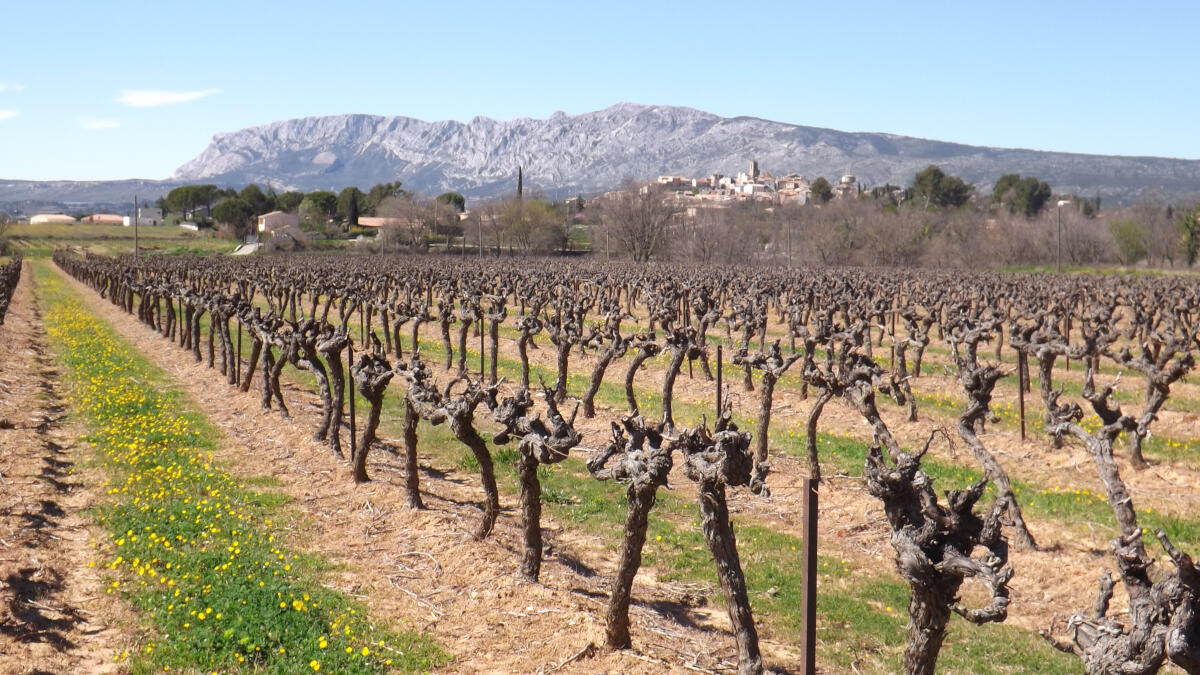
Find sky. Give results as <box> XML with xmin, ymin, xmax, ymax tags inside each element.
<box><xmin>2</xmin><ymin>0</ymin><xmax>1198</xmax><ymax>181</ymax></box>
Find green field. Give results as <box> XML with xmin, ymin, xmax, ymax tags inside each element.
<box><xmin>6</xmin><ymin>223</ymin><xmax>238</xmax><ymax>256</ymax></box>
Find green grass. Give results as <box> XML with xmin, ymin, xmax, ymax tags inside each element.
<box><xmin>105</xmin><ymin>283</ymin><xmax>1181</xmax><ymax>673</ymax></box>
<box><xmin>35</xmin><ymin>262</ymin><xmax>448</xmax><ymax>673</ymax></box>
<box><xmin>270</xmin><ymin>320</ymin><xmax>1199</xmax><ymax>552</ymax></box>
<box><xmin>334</xmin><ymin>337</ymin><xmax>1078</xmax><ymax>672</ymax></box>
<box><xmin>10</xmin><ymin>223</ymin><xmax>237</xmax><ymax>257</ymax></box>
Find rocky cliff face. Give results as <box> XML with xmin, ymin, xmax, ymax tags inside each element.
<box><xmin>4</xmin><ymin>104</ymin><xmax>1198</xmax><ymax>207</ymax></box>
<box><xmin>170</xmin><ymin>103</ymin><xmax>1200</xmax><ymax>204</ymax></box>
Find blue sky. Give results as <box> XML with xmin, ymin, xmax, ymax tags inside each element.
<box><xmin>1</xmin><ymin>0</ymin><xmax>1197</xmax><ymax>181</ymax></box>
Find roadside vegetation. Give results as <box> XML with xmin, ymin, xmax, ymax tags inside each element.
<box><xmin>35</xmin><ymin>262</ymin><xmax>448</xmax><ymax>673</ymax></box>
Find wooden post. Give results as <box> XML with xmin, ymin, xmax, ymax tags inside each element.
<box><xmin>800</xmin><ymin>475</ymin><xmax>818</xmax><ymax>674</ymax></box>
<box><xmin>1017</xmin><ymin>351</ymin><xmax>1027</xmax><ymax>441</ymax></box>
<box><xmin>480</xmin><ymin>326</ymin><xmax>484</xmax><ymax>378</ymax></box>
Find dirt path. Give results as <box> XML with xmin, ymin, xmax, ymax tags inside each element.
<box><xmin>0</xmin><ymin>262</ymin><xmax>127</xmax><ymax>674</ymax></box>
<box><xmin>52</xmin><ymin>265</ymin><xmax>790</xmax><ymax>673</ymax></box>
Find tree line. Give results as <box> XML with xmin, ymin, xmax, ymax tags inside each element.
<box><xmin>171</xmin><ymin>164</ymin><xmax>1200</xmax><ymax>269</ymax></box>
<box><xmin>633</xmin><ymin>164</ymin><xmax>1200</xmax><ymax>270</ymax></box>
<box><xmin>163</xmin><ymin>181</ymin><xmax>420</xmax><ymax>240</ymax></box>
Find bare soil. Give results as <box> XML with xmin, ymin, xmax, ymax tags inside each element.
<box><xmin>0</xmin><ymin>263</ymin><xmax>130</xmax><ymax>674</ymax></box>
<box><xmin>45</xmin><ymin>263</ymin><xmax>1200</xmax><ymax>673</ymax></box>
<box><xmin>55</xmin><ymin>266</ymin><xmax>775</xmax><ymax>673</ymax></box>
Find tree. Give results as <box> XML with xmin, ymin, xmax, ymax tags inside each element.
<box><xmin>809</xmin><ymin>176</ymin><xmax>833</xmax><ymax>204</ymax></box>
<box><xmin>498</xmin><ymin>197</ymin><xmax>563</xmax><ymax>254</ymax></box>
<box><xmin>436</xmin><ymin>191</ymin><xmax>467</xmax><ymax>213</ymax></box>
<box><xmin>912</xmin><ymin>165</ymin><xmax>972</xmax><ymax>209</ymax></box>
<box><xmin>299</xmin><ymin>191</ymin><xmax>338</xmax><ymax>224</ymax></box>
<box><xmin>275</xmin><ymin>191</ymin><xmax>304</xmax><ymax>213</ymax></box>
<box><xmin>165</xmin><ymin>185</ymin><xmax>204</xmax><ymax>219</ymax></box>
<box><xmin>1109</xmin><ymin>219</ymin><xmax>1148</xmax><ymax>265</ymax></box>
<box><xmin>347</xmin><ymin>190</ymin><xmax>359</xmax><ymax>228</ymax></box>
<box><xmin>0</xmin><ymin>211</ymin><xmax>11</xmax><ymax>255</ymax></box>
<box><xmin>375</xmin><ymin>195</ymin><xmax>430</xmax><ymax>250</ymax></box>
<box><xmin>362</xmin><ymin>181</ymin><xmax>406</xmax><ymax>216</ymax></box>
<box><xmin>337</xmin><ymin>187</ymin><xmax>364</xmax><ymax>227</ymax></box>
<box><xmin>193</xmin><ymin>184</ymin><xmax>221</xmax><ymax>220</ymax></box>
<box><xmin>992</xmin><ymin>173</ymin><xmax>1051</xmax><ymax>217</ymax></box>
<box><xmin>239</xmin><ymin>184</ymin><xmax>270</xmax><ymax>215</ymax></box>
<box><xmin>601</xmin><ymin>184</ymin><xmax>676</xmax><ymax>262</ymax></box>
<box><xmin>211</xmin><ymin>197</ymin><xmax>255</xmax><ymax>240</ymax></box>
<box><xmin>1179</xmin><ymin>206</ymin><xmax>1200</xmax><ymax>267</ymax></box>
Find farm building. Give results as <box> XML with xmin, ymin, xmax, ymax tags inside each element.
<box><xmin>30</xmin><ymin>214</ymin><xmax>76</xmax><ymax>224</ymax></box>
<box><xmin>81</xmin><ymin>214</ymin><xmax>125</xmax><ymax>225</ymax></box>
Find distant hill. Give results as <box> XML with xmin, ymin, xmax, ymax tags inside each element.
<box><xmin>0</xmin><ymin>179</ymin><xmax>180</xmax><ymax>212</ymax></box>
<box><xmin>4</xmin><ymin>104</ymin><xmax>1200</xmax><ymax>206</ymax></box>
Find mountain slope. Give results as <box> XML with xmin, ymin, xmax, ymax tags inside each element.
<box><xmin>171</xmin><ymin>104</ymin><xmax>1200</xmax><ymax>204</ymax></box>
<box><xmin>5</xmin><ymin>104</ymin><xmax>1199</xmax><ymax>206</ymax></box>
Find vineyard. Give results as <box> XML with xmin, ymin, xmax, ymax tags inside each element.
<box><xmin>0</xmin><ymin>254</ymin><xmax>21</xmax><ymax>324</ymax></box>
<box><xmin>3</xmin><ymin>251</ymin><xmax>1200</xmax><ymax>673</ymax></box>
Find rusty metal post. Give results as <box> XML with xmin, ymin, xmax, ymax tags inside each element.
<box><xmin>1018</xmin><ymin>351</ymin><xmax>1027</xmax><ymax>441</ymax></box>
<box><xmin>348</xmin><ymin>340</ymin><xmax>356</xmax><ymax>461</ymax></box>
<box><xmin>800</xmin><ymin>475</ymin><xmax>818</xmax><ymax>674</ymax></box>
<box><xmin>1064</xmin><ymin>315</ymin><xmax>1071</xmax><ymax>371</ymax></box>
<box><xmin>889</xmin><ymin>302</ymin><xmax>896</xmax><ymax>371</ymax></box>
<box><xmin>235</xmin><ymin>320</ymin><xmax>242</xmax><ymax>386</ymax></box>
<box><xmin>715</xmin><ymin>344</ymin><xmax>722</xmax><ymax>415</ymax></box>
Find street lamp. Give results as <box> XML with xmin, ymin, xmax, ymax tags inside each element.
<box><xmin>1056</xmin><ymin>199</ymin><xmax>1071</xmax><ymax>273</ymax></box>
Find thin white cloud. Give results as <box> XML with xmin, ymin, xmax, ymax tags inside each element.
<box><xmin>82</xmin><ymin>119</ymin><xmax>120</xmax><ymax>130</ymax></box>
<box><xmin>0</xmin><ymin>83</ymin><xmax>24</xmax><ymax>93</ymax></box>
<box><xmin>0</xmin><ymin>110</ymin><xmax>17</xmax><ymax>121</ymax></box>
<box><xmin>116</xmin><ymin>88</ymin><xmax>221</xmax><ymax>107</ymax></box>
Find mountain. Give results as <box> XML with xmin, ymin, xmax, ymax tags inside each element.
<box><xmin>5</xmin><ymin>104</ymin><xmax>1200</xmax><ymax>206</ymax></box>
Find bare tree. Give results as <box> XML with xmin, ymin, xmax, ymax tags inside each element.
<box><xmin>376</xmin><ymin>195</ymin><xmax>432</xmax><ymax>251</ymax></box>
<box><xmin>498</xmin><ymin>197</ymin><xmax>565</xmax><ymax>255</ymax></box>
<box><xmin>600</xmin><ymin>182</ymin><xmax>676</xmax><ymax>262</ymax></box>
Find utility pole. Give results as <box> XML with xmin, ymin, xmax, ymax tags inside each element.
<box><xmin>787</xmin><ymin>212</ymin><xmax>792</xmax><ymax>267</ymax></box>
<box><xmin>1056</xmin><ymin>199</ymin><xmax>1070</xmax><ymax>273</ymax></box>
<box><xmin>133</xmin><ymin>194</ymin><xmax>139</xmax><ymax>257</ymax></box>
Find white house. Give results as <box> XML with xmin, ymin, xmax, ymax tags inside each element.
<box><xmin>258</xmin><ymin>211</ymin><xmax>300</xmax><ymax>233</ymax></box>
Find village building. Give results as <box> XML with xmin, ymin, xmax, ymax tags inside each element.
<box><xmin>356</xmin><ymin>216</ymin><xmax>411</xmax><ymax>228</ymax></box>
<box><xmin>124</xmin><ymin>206</ymin><xmax>163</xmax><ymax>226</ymax></box>
<box><xmin>257</xmin><ymin>210</ymin><xmax>300</xmax><ymax>234</ymax></box>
